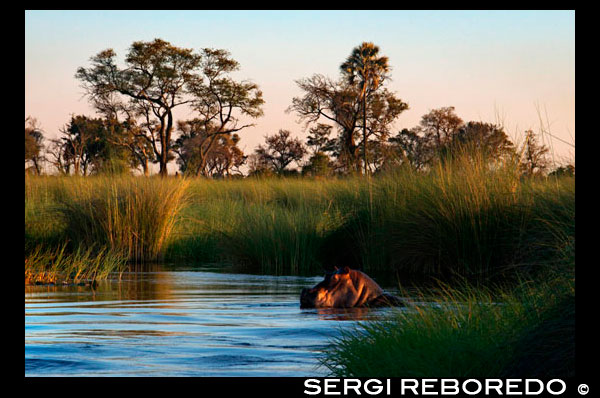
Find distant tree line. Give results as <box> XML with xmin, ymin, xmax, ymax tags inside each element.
<box><xmin>26</xmin><ymin>39</ymin><xmax>573</xmax><ymax>178</ymax></box>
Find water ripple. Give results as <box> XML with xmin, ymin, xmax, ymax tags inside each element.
<box><xmin>25</xmin><ymin>270</ymin><xmax>397</xmax><ymax>376</ymax></box>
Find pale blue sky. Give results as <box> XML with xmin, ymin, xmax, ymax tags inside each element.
<box><xmin>25</xmin><ymin>10</ymin><xmax>575</xmax><ymax>172</ymax></box>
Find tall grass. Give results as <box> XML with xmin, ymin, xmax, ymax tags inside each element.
<box><xmin>25</xmin><ymin>146</ymin><xmax>573</xmax><ymax>278</ymax></box>
<box><xmin>167</xmin><ymin>177</ymin><xmax>351</xmax><ymax>274</ymax></box>
<box><xmin>32</xmin><ymin>176</ymin><xmax>190</xmax><ymax>262</ymax></box>
<box><xmin>221</xmin><ymin>202</ymin><xmax>331</xmax><ymax>274</ymax></box>
<box><xmin>25</xmin><ymin>243</ymin><xmax>127</xmax><ymax>285</ymax></box>
<box><xmin>318</xmin><ymin>172</ymin><xmax>575</xmax><ymax>378</ymax></box>
<box><xmin>319</xmin><ymin>271</ymin><xmax>574</xmax><ymax>377</ymax></box>
<box><xmin>320</xmin><ymin>147</ymin><xmax>574</xmax><ymax>280</ymax></box>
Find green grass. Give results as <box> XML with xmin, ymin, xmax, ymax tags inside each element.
<box><xmin>318</xmin><ymin>199</ymin><xmax>575</xmax><ymax>378</ymax></box>
<box><xmin>25</xmin><ymin>149</ymin><xmax>575</xmax><ymax>377</ymax></box>
<box><xmin>25</xmin><ymin>243</ymin><xmax>127</xmax><ymax>285</ymax></box>
<box><xmin>26</xmin><ymin>175</ymin><xmax>190</xmax><ymax>262</ymax></box>
<box><xmin>319</xmin><ymin>270</ymin><xmax>574</xmax><ymax>377</ymax></box>
<box><xmin>25</xmin><ymin>148</ymin><xmax>574</xmax><ymax>279</ymax></box>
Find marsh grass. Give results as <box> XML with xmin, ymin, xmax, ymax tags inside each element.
<box><xmin>319</xmin><ymin>273</ymin><xmax>574</xmax><ymax>377</ymax></box>
<box><xmin>24</xmin><ymin>147</ymin><xmax>574</xmax><ymax>376</ymax></box>
<box><xmin>221</xmin><ymin>202</ymin><xmax>331</xmax><ymax>274</ymax></box>
<box><xmin>319</xmin><ymin>204</ymin><xmax>575</xmax><ymax>379</ymax></box>
<box><xmin>25</xmin><ymin>243</ymin><xmax>127</xmax><ymax>285</ymax></box>
<box><xmin>166</xmin><ymin>177</ymin><xmax>352</xmax><ymax>273</ymax></box>
<box><xmin>320</xmin><ymin>148</ymin><xmax>574</xmax><ymax>280</ymax></box>
<box><xmin>314</xmin><ymin>148</ymin><xmax>574</xmax><ymax>377</ymax></box>
<box><xmin>47</xmin><ymin>176</ymin><xmax>190</xmax><ymax>262</ymax></box>
<box><xmin>25</xmin><ymin>146</ymin><xmax>573</xmax><ymax>277</ymax></box>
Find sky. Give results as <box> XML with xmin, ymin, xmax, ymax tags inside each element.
<box><xmin>25</xmin><ymin>10</ymin><xmax>575</xmax><ymax>173</ymax></box>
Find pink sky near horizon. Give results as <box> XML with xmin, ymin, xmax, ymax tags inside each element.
<box><xmin>25</xmin><ymin>10</ymin><xmax>575</xmax><ymax>174</ymax></box>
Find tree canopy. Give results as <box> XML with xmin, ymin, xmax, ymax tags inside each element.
<box><xmin>76</xmin><ymin>39</ymin><xmax>263</xmax><ymax>176</ymax></box>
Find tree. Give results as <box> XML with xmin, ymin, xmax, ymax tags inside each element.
<box><xmin>289</xmin><ymin>75</ymin><xmax>407</xmax><ymax>175</ymax></box>
<box><xmin>176</xmin><ymin>48</ymin><xmax>264</xmax><ymax>176</ymax></box>
<box><xmin>254</xmin><ymin>129</ymin><xmax>307</xmax><ymax>175</ymax></box>
<box><xmin>548</xmin><ymin>164</ymin><xmax>575</xmax><ymax>178</ymax></box>
<box><xmin>174</xmin><ymin>119</ymin><xmax>246</xmax><ymax>178</ymax></box>
<box><xmin>340</xmin><ymin>42</ymin><xmax>390</xmax><ymax>175</ymax></box>
<box><xmin>90</xmin><ymin>98</ymin><xmax>155</xmax><ymax>176</ymax></box>
<box><xmin>58</xmin><ymin>115</ymin><xmax>99</xmax><ymax>176</ymax></box>
<box><xmin>302</xmin><ymin>151</ymin><xmax>332</xmax><ymax>177</ymax></box>
<box><xmin>51</xmin><ymin>115</ymin><xmax>133</xmax><ymax>176</ymax></box>
<box><xmin>290</xmin><ymin>75</ymin><xmax>362</xmax><ymax>173</ymax></box>
<box><xmin>388</xmin><ymin>128</ymin><xmax>431</xmax><ymax>171</ymax></box>
<box><xmin>520</xmin><ymin>129</ymin><xmax>550</xmax><ymax>176</ymax></box>
<box><xmin>78</xmin><ymin>43</ymin><xmax>264</xmax><ymax>177</ymax></box>
<box><xmin>204</xmin><ymin>133</ymin><xmax>246</xmax><ymax>177</ymax></box>
<box><xmin>417</xmin><ymin>106</ymin><xmax>464</xmax><ymax>149</ymax></box>
<box><xmin>89</xmin><ymin>118</ymin><xmax>136</xmax><ymax>175</ymax></box>
<box><xmin>246</xmin><ymin>153</ymin><xmax>274</xmax><ymax>177</ymax></box>
<box><xmin>306</xmin><ymin>123</ymin><xmax>336</xmax><ymax>154</ymax></box>
<box><xmin>452</xmin><ymin>121</ymin><xmax>515</xmax><ymax>159</ymax></box>
<box><xmin>46</xmin><ymin>138</ymin><xmax>72</xmax><ymax>175</ymax></box>
<box><xmin>389</xmin><ymin>110</ymin><xmax>518</xmax><ymax>172</ymax></box>
<box><xmin>25</xmin><ymin>117</ymin><xmax>44</xmax><ymax>175</ymax></box>
<box><xmin>76</xmin><ymin>39</ymin><xmax>201</xmax><ymax>176</ymax></box>
<box><xmin>403</xmin><ymin>107</ymin><xmax>466</xmax><ymax>167</ymax></box>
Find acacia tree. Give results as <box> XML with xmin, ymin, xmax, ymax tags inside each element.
<box><xmin>254</xmin><ymin>129</ymin><xmax>307</xmax><ymax>174</ymax></box>
<box><xmin>76</xmin><ymin>39</ymin><xmax>203</xmax><ymax>176</ymax></box>
<box><xmin>340</xmin><ymin>42</ymin><xmax>390</xmax><ymax>175</ymax></box>
<box><xmin>174</xmin><ymin>119</ymin><xmax>246</xmax><ymax>177</ymax></box>
<box><xmin>177</xmin><ymin>48</ymin><xmax>264</xmax><ymax>176</ymax></box>
<box><xmin>77</xmin><ymin>41</ymin><xmax>263</xmax><ymax>176</ymax></box>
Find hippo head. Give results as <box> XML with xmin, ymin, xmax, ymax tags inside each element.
<box><xmin>300</xmin><ymin>266</ymin><xmax>353</xmax><ymax>308</ymax></box>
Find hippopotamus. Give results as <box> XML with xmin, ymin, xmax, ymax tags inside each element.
<box><xmin>300</xmin><ymin>266</ymin><xmax>404</xmax><ymax>308</ymax></box>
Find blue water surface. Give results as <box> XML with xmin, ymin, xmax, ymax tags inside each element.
<box><xmin>25</xmin><ymin>268</ymin><xmax>401</xmax><ymax>377</ymax></box>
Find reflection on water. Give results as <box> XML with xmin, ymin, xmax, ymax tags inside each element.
<box><xmin>25</xmin><ymin>267</ymin><xmax>404</xmax><ymax>377</ymax></box>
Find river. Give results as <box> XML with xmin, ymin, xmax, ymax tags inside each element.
<box><xmin>25</xmin><ymin>266</ymin><xmax>404</xmax><ymax>377</ymax></box>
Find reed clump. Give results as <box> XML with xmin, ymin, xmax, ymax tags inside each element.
<box><xmin>319</xmin><ymin>272</ymin><xmax>574</xmax><ymax>377</ymax></box>
<box><xmin>52</xmin><ymin>176</ymin><xmax>190</xmax><ymax>262</ymax></box>
<box><xmin>25</xmin><ymin>243</ymin><xmax>127</xmax><ymax>285</ymax></box>
<box><xmin>318</xmin><ymin>190</ymin><xmax>574</xmax><ymax>378</ymax></box>
<box><xmin>25</xmin><ymin>145</ymin><xmax>573</xmax><ymax>278</ymax></box>
<box><xmin>320</xmin><ymin>147</ymin><xmax>574</xmax><ymax>280</ymax></box>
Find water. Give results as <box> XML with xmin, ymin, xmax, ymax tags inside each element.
<box><xmin>25</xmin><ymin>267</ymin><xmax>402</xmax><ymax>377</ymax></box>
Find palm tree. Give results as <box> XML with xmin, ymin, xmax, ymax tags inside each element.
<box><xmin>340</xmin><ymin>42</ymin><xmax>390</xmax><ymax>175</ymax></box>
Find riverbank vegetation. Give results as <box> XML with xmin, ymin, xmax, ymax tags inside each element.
<box><xmin>24</xmin><ymin>158</ymin><xmax>575</xmax><ymax>376</ymax></box>
<box><xmin>319</xmin><ymin>245</ymin><xmax>574</xmax><ymax>377</ymax></box>
<box><xmin>316</xmin><ymin>155</ymin><xmax>574</xmax><ymax>376</ymax></box>
<box><xmin>25</xmin><ymin>147</ymin><xmax>573</xmax><ymax>280</ymax></box>
<box><xmin>25</xmin><ymin>243</ymin><xmax>127</xmax><ymax>285</ymax></box>
<box><xmin>25</xmin><ymin>37</ymin><xmax>574</xmax><ymax>377</ymax></box>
